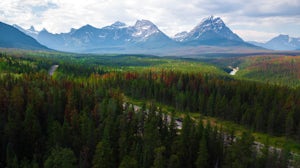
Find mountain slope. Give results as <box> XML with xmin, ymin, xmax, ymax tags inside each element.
<box><xmin>0</xmin><ymin>22</ymin><xmax>48</xmax><ymax>50</ymax></box>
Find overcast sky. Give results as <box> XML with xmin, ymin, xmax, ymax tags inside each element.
<box><xmin>0</xmin><ymin>0</ymin><xmax>299</xmax><ymax>42</ymax></box>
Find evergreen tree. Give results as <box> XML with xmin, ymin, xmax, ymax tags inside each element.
<box><xmin>6</xmin><ymin>143</ymin><xmax>18</xmax><ymax>168</ymax></box>
<box><xmin>195</xmin><ymin>135</ymin><xmax>208</xmax><ymax>168</ymax></box>
<box><xmin>23</xmin><ymin>104</ymin><xmax>42</xmax><ymax>159</ymax></box>
<box><xmin>228</xmin><ymin>132</ymin><xmax>254</xmax><ymax>168</ymax></box>
<box><xmin>168</xmin><ymin>154</ymin><xmax>180</xmax><ymax>168</ymax></box>
<box><xmin>119</xmin><ymin>155</ymin><xmax>138</xmax><ymax>168</ymax></box>
<box><xmin>92</xmin><ymin>140</ymin><xmax>113</xmax><ymax>168</ymax></box>
<box><xmin>44</xmin><ymin>147</ymin><xmax>76</xmax><ymax>168</ymax></box>
<box><xmin>152</xmin><ymin>146</ymin><xmax>166</xmax><ymax>168</ymax></box>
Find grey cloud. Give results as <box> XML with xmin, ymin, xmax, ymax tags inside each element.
<box><xmin>189</xmin><ymin>0</ymin><xmax>300</xmax><ymax>18</ymax></box>
<box><xmin>235</xmin><ymin>0</ymin><xmax>300</xmax><ymax>17</ymax></box>
<box><xmin>31</xmin><ymin>2</ymin><xmax>58</xmax><ymax>13</ymax></box>
<box><xmin>194</xmin><ymin>0</ymin><xmax>245</xmax><ymax>14</ymax></box>
<box><xmin>245</xmin><ymin>7</ymin><xmax>300</xmax><ymax>17</ymax></box>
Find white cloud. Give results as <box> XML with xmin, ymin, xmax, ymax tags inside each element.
<box><xmin>0</xmin><ymin>0</ymin><xmax>299</xmax><ymax>41</ymax></box>
<box><xmin>233</xmin><ymin>30</ymin><xmax>278</xmax><ymax>42</ymax></box>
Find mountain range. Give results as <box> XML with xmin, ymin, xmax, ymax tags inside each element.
<box><xmin>1</xmin><ymin>16</ymin><xmax>299</xmax><ymax>54</ymax></box>
<box><xmin>10</xmin><ymin>16</ymin><xmax>261</xmax><ymax>54</ymax></box>
<box><xmin>14</xmin><ymin>20</ymin><xmax>178</xmax><ymax>53</ymax></box>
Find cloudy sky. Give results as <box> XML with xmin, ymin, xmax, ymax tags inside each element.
<box><xmin>0</xmin><ymin>0</ymin><xmax>299</xmax><ymax>42</ymax></box>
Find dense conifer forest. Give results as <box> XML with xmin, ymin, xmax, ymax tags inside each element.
<box><xmin>1</xmin><ymin>50</ymin><xmax>300</xmax><ymax>167</ymax></box>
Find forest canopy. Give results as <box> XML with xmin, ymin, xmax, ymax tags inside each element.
<box><xmin>0</xmin><ymin>50</ymin><xmax>299</xmax><ymax>167</ymax></box>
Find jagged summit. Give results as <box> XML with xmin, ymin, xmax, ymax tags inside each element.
<box><xmin>132</xmin><ymin>20</ymin><xmax>160</xmax><ymax>40</ymax></box>
<box><xmin>29</xmin><ymin>26</ymin><xmax>36</xmax><ymax>31</ymax></box>
<box><xmin>195</xmin><ymin>16</ymin><xmax>225</xmax><ymax>32</ymax></box>
<box><xmin>13</xmin><ymin>24</ymin><xmax>39</xmax><ymax>38</ymax></box>
<box><xmin>179</xmin><ymin>16</ymin><xmax>243</xmax><ymax>43</ymax></box>
<box><xmin>134</xmin><ymin>20</ymin><xmax>156</xmax><ymax>27</ymax></box>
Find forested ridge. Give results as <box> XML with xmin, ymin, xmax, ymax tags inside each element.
<box><xmin>209</xmin><ymin>55</ymin><xmax>300</xmax><ymax>87</ymax></box>
<box><xmin>1</xmin><ymin>51</ymin><xmax>300</xmax><ymax>167</ymax></box>
<box><xmin>111</xmin><ymin>71</ymin><xmax>300</xmax><ymax>138</ymax></box>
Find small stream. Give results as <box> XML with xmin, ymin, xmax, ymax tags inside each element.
<box><xmin>228</xmin><ymin>66</ymin><xmax>239</xmax><ymax>75</ymax></box>
<box><xmin>49</xmin><ymin>65</ymin><xmax>59</xmax><ymax>76</ymax></box>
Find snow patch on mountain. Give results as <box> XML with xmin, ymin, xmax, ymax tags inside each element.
<box><xmin>173</xmin><ymin>31</ymin><xmax>188</xmax><ymax>42</ymax></box>
<box><xmin>176</xmin><ymin>16</ymin><xmax>243</xmax><ymax>43</ymax></box>
<box><xmin>132</xmin><ymin>20</ymin><xmax>160</xmax><ymax>41</ymax></box>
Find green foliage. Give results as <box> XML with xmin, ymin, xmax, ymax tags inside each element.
<box><xmin>92</xmin><ymin>141</ymin><xmax>114</xmax><ymax>168</ymax></box>
<box><xmin>44</xmin><ymin>147</ymin><xmax>76</xmax><ymax>168</ymax></box>
<box><xmin>210</xmin><ymin>55</ymin><xmax>300</xmax><ymax>87</ymax></box>
<box><xmin>152</xmin><ymin>146</ymin><xmax>166</xmax><ymax>168</ymax></box>
<box><xmin>115</xmin><ymin>70</ymin><xmax>300</xmax><ymax>141</ymax></box>
<box><xmin>119</xmin><ymin>155</ymin><xmax>138</xmax><ymax>168</ymax></box>
<box><xmin>195</xmin><ymin>136</ymin><xmax>208</xmax><ymax>168</ymax></box>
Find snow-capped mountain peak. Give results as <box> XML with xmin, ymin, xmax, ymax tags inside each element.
<box><xmin>178</xmin><ymin>16</ymin><xmax>243</xmax><ymax>43</ymax></box>
<box><xmin>199</xmin><ymin>16</ymin><xmax>224</xmax><ymax>26</ymax></box>
<box><xmin>132</xmin><ymin>20</ymin><xmax>160</xmax><ymax>40</ymax></box>
<box><xmin>134</xmin><ymin>20</ymin><xmax>156</xmax><ymax>28</ymax></box>
<box><xmin>193</xmin><ymin>16</ymin><xmax>225</xmax><ymax>34</ymax></box>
